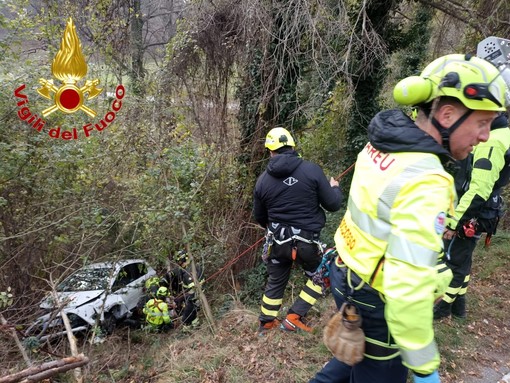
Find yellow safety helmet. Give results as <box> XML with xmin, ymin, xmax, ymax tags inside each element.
<box><xmin>265</xmin><ymin>127</ymin><xmax>296</xmax><ymax>151</ymax></box>
<box><xmin>157</xmin><ymin>286</ymin><xmax>168</xmax><ymax>298</ymax></box>
<box><xmin>393</xmin><ymin>54</ymin><xmax>508</xmax><ymax>111</ymax></box>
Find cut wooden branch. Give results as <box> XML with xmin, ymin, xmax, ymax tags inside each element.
<box><xmin>0</xmin><ymin>313</ymin><xmax>31</xmax><ymax>368</ymax></box>
<box><xmin>49</xmin><ymin>276</ymin><xmax>83</xmax><ymax>383</ymax></box>
<box><xmin>181</xmin><ymin>222</ymin><xmax>216</xmax><ymax>334</ymax></box>
<box><xmin>22</xmin><ymin>359</ymin><xmax>88</xmax><ymax>382</ymax></box>
<box><xmin>0</xmin><ymin>355</ymin><xmax>88</xmax><ymax>383</ymax></box>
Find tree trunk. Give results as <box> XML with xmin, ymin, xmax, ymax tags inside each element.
<box><xmin>130</xmin><ymin>0</ymin><xmax>145</xmax><ymax>95</ymax></box>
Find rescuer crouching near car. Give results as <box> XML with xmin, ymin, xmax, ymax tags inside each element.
<box><xmin>143</xmin><ymin>286</ymin><xmax>173</xmax><ymax>332</ymax></box>
<box><xmin>134</xmin><ymin>273</ymin><xmax>171</xmax><ymax>325</ymax></box>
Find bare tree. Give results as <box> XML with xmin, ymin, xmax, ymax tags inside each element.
<box><xmin>416</xmin><ymin>0</ymin><xmax>510</xmax><ymax>37</ymax></box>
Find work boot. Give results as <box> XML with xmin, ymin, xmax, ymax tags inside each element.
<box><xmin>281</xmin><ymin>313</ymin><xmax>312</xmax><ymax>333</ymax></box>
<box><xmin>451</xmin><ymin>295</ymin><xmax>466</xmax><ymax>319</ymax></box>
<box><xmin>258</xmin><ymin>319</ymin><xmax>281</xmax><ymax>336</ymax></box>
<box><xmin>433</xmin><ymin>300</ymin><xmax>452</xmax><ymax>320</ymax></box>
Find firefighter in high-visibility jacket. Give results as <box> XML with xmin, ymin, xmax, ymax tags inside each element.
<box><xmin>143</xmin><ymin>286</ymin><xmax>173</xmax><ymax>332</ymax></box>
<box><xmin>309</xmin><ymin>54</ymin><xmax>509</xmax><ymax>383</ymax></box>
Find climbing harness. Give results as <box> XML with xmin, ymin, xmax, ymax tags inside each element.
<box><xmin>264</xmin><ymin>223</ymin><xmax>323</xmax><ymax>263</ymax></box>
<box><xmin>261</xmin><ymin>230</ymin><xmax>274</xmax><ymax>264</ymax></box>
<box><xmin>311</xmin><ymin>247</ymin><xmax>337</xmax><ymax>295</ymax></box>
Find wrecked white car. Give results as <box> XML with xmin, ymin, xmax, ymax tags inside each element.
<box><xmin>27</xmin><ymin>259</ymin><xmax>156</xmax><ymax>340</ymax></box>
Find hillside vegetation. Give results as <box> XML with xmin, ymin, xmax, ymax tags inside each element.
<box><xmin>1</xmin><ymin>0</ymin><xmax>510</xmax><ymax>381</ymax></box>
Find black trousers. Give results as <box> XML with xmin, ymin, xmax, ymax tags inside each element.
<box><xmin>309</xmin><ymin>261</ymin><xmax>407</xmax><ymax>383</ymax></box>
<box><xmin>443</xmin><ymin>235</ymin><xmax>478</xmax><ymax>303</ymax></box>
<box><xmin>181</xmin><ymin>294</ymin><xmax>199</xmax><ymax>325</ymax></box>
<box><xmin>259</xmin><ymin>240</ymin><xmax>323</xmax><ymax>323</ymax></box>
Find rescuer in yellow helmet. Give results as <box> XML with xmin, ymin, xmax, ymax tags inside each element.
<box><xmin>143</xmin><ymin>286</ymin><xmax>173</xmax><ymax>332</ymax></box>
<box><xmin>254</xmin><ymin>126</ymin><xmax>343</xmax><ymax>335</ymax></box>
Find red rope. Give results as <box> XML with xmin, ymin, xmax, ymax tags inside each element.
<box><xmin>201</xmin><ymin>164</ymin><xmax>355</xmax><ymax>284</ymax></box>
<box><xmin>203</xmin><ymin>236</ymin><xmax>265</xmax><ymax>284</ymax></box>
<box><xmin>335</xmin><ymin>162</ymin><xmax>356</xmax><ymax>182</ymax></box>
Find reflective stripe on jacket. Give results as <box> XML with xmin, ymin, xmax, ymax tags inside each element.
<box><xmin>334</xmin><ymin>143</ymin><xmax>455</xmax><ymax>374</ymax></box>
<box><xmin>181</xmin><ymin>265</ymin><xmax>204</xmax><ymax>291</ymax></box>
<box><xmin>143</xmin><ymin>298</ymin><xmax>171</xmax><ymax>326</ymax></box>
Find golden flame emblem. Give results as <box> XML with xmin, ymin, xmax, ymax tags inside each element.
<box><xmin>37</xmin><ymin>18</ymin><xmax>103</xmax><ymax>117</ymax></box>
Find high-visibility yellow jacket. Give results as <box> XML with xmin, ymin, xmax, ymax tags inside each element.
<box><xmin>145</xmin><ymin>276</ymin><xmax>161</xmax><ymax>290</ymax></box>
<box><xmin>143</xmin><ymin>298</ymin><xmax>171</xmax><ymax>327</ymax></box>
<box><xmin>335</xmin><ymin>109</ymin><xmax>455</xmax><ymax>375</ymax></box>
<box><xmin>447</xmin><ymin>122</ymin><xmax>510</xmax><ymax>230</ymax></box>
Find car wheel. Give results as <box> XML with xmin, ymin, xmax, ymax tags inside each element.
<box><xmin>101</xmin><ymin>312</ymin><xmax>117</xmax><ymax>335</ymax></box>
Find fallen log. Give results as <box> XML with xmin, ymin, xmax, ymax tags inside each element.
<box><xmin>0</xmin><ymin>355</ymin><xmax>89</xmax><ymax>383</ymax></box>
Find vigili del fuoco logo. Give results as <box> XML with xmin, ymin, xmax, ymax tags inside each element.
<box><xmin>14</xmin><ymin>18</ymin><xmax>125</xmax><ymax>140</ymax></box>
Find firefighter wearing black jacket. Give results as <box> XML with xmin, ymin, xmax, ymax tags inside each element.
<box><xmin>435</xmin><ymin>112</ymin><xmax>510</xmax><ymax>320</ymax></box>
<box><xmin>253</xmin><ymin>127</ymin><xmax>343</xmax><ymax>334</ymax></box>
<box><xmin>166</xmin><ymin>250</ymin><xmax>204</xmax><ymax>329</ymax></box>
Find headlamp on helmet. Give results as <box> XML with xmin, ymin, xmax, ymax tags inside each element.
<box><xmin>393</xmin><ymin>54</ymin><xmax>507</xmax><ymax>111</ymax></box>
<box><xmin>265</xmin><ymin>127</ymin><xmax>296</xmax><ymax>151</ymax></box>
<box><xmin>174</xmin><ymin>250</ymin><xmax>188</xmax><ymax>264</ymax></box>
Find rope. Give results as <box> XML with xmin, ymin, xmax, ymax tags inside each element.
<box><xmin>175</xmin><ymin>162</ymin><xmax>356</xmax><ymax>288</ymax></box>
<box><xmin>203</xmin><ymin>236</ymin><xmax>265</xmax><ymax>284</ymax></box>
<box><xmin>335</xmin><ymin>162</ymin><xmax>356</xmax><ymax>182</ymax></box>
<box><xmin>164</xmin><ymin>237</ymin><xmax>264</xmax><ymax>305</ymax></box>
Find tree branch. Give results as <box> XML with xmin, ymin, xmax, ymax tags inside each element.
<box><xmin>0</xmin><ymin>355</ymin><xmax>88</xmax><ymax>383</ymax></box>
<box><xmin>413</xmin><ymin>0</ymin><xmax>510</xmax><ymax>33</ymax></box>
<box><xmin>0</xmin><ymin>313</ymin><xmax>31</xmax><ymax>368</ymax></box>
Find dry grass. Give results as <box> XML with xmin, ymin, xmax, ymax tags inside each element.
<box><xmin>435</xmin><ymin>233</ymin><xmax>510</xmax><ymax>383</ymax></box>
<box><xmin>151</xmin><ymin>308</ymin><xmax>332</xmax><ymax>383</ymax></box>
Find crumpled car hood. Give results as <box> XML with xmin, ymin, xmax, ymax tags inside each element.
<box><xmin>40</xmin><ymin>290</ymin><xmax>104</xmax><ymax>310</ymax></box>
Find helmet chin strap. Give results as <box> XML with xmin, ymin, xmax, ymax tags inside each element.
<box><xmin>430</xmin><ymin>109</ymin><xmax>474</xmax><ymax>152</ymax></box>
